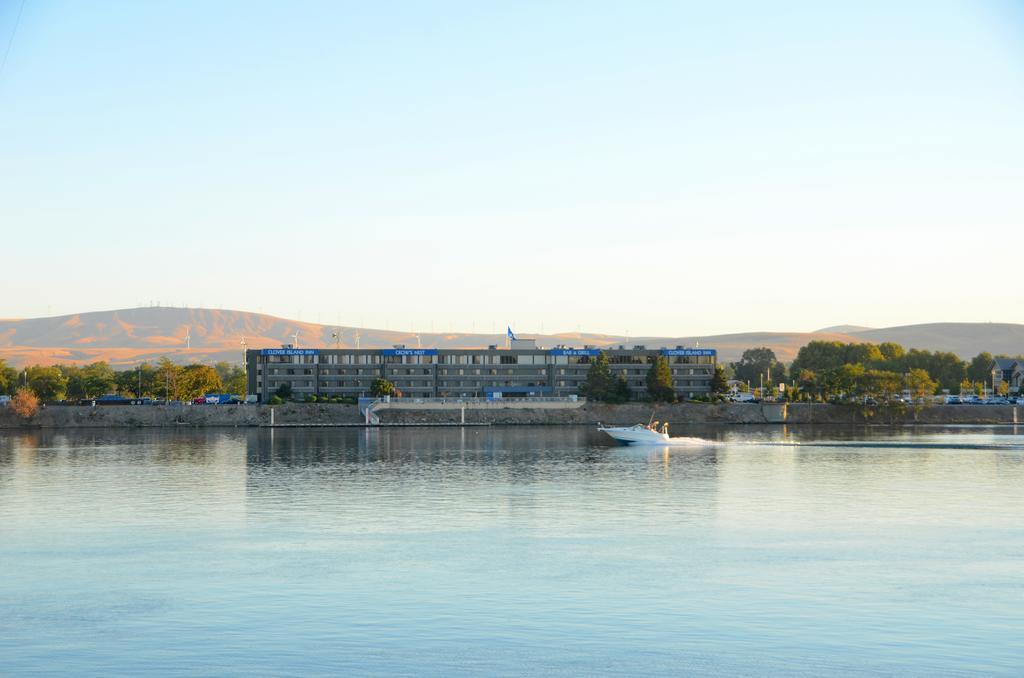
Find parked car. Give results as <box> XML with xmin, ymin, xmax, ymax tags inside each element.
<box><xmin>944</xmin><ymin>395</ymin><xmax>962</xmax><ymax>405</ymax></box>
<box><xmin>985</xmin><ymin>397</ymin><xmax>1010</xmax><ymax>405</ymax></box>
<box><xmin>0</xmin><ymin>395</ymin><xmax>10</xmax><ymax>407</ymax></box>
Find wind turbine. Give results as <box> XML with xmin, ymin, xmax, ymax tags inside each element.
<box><xmin>331</xmin><ymin>329</ymin><xmax>341</xmax><ymax>348</ymax></box>
<box><xmin>291</xmin><ymin>330</ymin><xmax>300</xmax><ymax>348</ymax></box>
<box><xmin>354</xmin><ymin>330</ymin><xmax>360</xmax><ymax>349</ymax></box>
<box><xmin>184</xmin><ymin>327</ymin><xmax>191</xmax><ymax>350</ymax></box>
<box><xmin>240</xmin><ymin>336</ymin><xmax>247</xmax><ymax>364</ymax></box>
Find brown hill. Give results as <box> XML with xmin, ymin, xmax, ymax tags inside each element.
<box><xmin>845</xmin><ymin>323</ymin><xmax>1024</xmax><ymax>359</ymax></box>
<box><xmin>0</xmin><ymin>307</ymin><xmax>1015</xmax><ymax>367</ymax></box>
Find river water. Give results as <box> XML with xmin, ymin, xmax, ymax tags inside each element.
<box><xmin>2</xmin><ymin>425</ymin><xmax>1023</xmax><ymax>676</ymax></box>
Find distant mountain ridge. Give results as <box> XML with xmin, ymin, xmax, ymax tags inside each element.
<box><xmin>0</xmin><ymin>307</ymin><xmax>1018</xmax><ymax>367</ymax></box>
<box><xmin>815</xmin><ymin>324</ymin><xmax>876</xmax><ymax>334</ymax></box>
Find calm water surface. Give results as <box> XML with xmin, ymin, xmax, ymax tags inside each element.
<box><xmin>2</xmin><ymin>425</ymin><xmax>1023</xmax><ymax>676</ymax></box>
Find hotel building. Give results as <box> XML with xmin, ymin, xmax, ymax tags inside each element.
<box><xmin>246</xmin><ymin>341</ymin><xmax>716</xmax><ymax>402</ymax></box>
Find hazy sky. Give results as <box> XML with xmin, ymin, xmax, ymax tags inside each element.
<box><xmin>1</xmin><ymin>1</ymin><xmax>1021</xmax><ymax>336</ymax></box>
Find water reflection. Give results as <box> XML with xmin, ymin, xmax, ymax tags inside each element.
<box><xmin>2</xmin><ymin>426</ymin><xmax>1024</xmax><ymax>676</ymax></box>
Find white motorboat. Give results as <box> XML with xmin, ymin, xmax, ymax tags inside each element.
<box><xmin>598</xmin><ymin>422</ymin><xmax>670</xmax><ymax>445</ymax></box>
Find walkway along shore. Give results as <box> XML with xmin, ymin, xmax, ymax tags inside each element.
<box><xmin>0</xmin><ymin>401</ymin><xmax>1021</xmax><ymax>429</ymax></box>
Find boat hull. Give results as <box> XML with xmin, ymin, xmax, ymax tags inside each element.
<box><xmin>599</xmin><ymin>426</ymin><xmax>670</xmax><ymax>445</ymax></box>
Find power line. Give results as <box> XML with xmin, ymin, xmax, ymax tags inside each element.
<box><xmin>0</xmin><ymin>0</ymin><xmax>26</xmax><ymax>81</ymax></box>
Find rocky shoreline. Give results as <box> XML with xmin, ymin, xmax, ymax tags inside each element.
<box><xmin>0</xmin><ymin>401</ymin><xmax>1020</xmax><ymax>429</ymax></box>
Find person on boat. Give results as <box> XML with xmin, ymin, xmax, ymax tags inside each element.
<box><xmin>661</xmin><ymin>422</ymin><xmax>669</xmax><ymax>435</ymax></box>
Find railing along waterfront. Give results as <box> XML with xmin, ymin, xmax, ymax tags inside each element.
<box><xmin>379</xmin><ymin>396</ymin><xmax>585</xmax><ymax>406</ymax></box>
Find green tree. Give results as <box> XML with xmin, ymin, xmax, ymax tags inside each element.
<box><xmin>790</xmin><ymin>341</ymin><xmax>848</xmax><ymax>374</ymax></box>
<box><xmin>878</xmin><ymin>342</ymin><xmax>905</xmax><ymax>361</ymax></box>
<box><xmin>157</xmin><ymin>357</ymin><xmax>180</xmax><ymax>400</ymax></box>
<box><xmin>26</xmin><ymin>365</ymin><xmax>68</xmax><ymax>401</ymax></box>
<box><xmin>731</xmin><ymin>347</ymin><xmax>786</xmax><ymax>388</ymax></box>
<box><xmin>822</xmin><ymin>363</ymin><xmax>865</xmax><ymax>399</ymax></box>
<box><xmin>967</xmin><ymin>352</ymin><xmax>994</xmax><ymax>384</ymax></box>
<box><xmin>177</xmin><ymin>364</ymin><xmax>222</xmax><ymax>400</ymax></box>
<box><xmin>709</xmin><ymin>364</ymin><xmax>728</xmax><ymax>394</ymax></box>
<box><xmin>215</xmin><ymin>361</ymin><xmax>248</xmax><ymax>395</ymax></box>
<box><xmin>81</xmin><ymin>362</ymin><xmax>117</xmax><ymax>397</ymax></box>
<box><xmin>612</xmin><ymin>374</ymin><xmax>631</xmax><ymax>403</ymax></box>
<box><xmin>274</xmin><ymin>382</ymin><xmax>293</xmax><ymax>401</ymax></box>
<box><xmin>579</xmin><ymin>351</ymin><xmax>616</xmax><ymax>402</ymax></box>
<box><xmin>906</xmin><ymin>368</ymin><xmax>937</xmax><ymax>399</ymax></box>
<box><xmin>0</xmin><ymin>359</ymin><xmax>18</xmax><ymax>395</ymax></box>
<box><xmin>63</xmin><ymin>365</ymin><xmax>87</xmax><ymax>400</ymax></box>
<box><xmin>645</xmin><ymin>356</ymin><xmax>675</xmax><ymax>402</ymax></box>
<box><xmin>844</xmin><ymin>343</ymin><xmax>884</xmax><ymax>366</ymax></box>
<box><xmin>223</xmin><ymin>369</ymin><xmax>247</xmax><ymax>395</ymax></box>
<box><xmin>795</xmin><ymin>368</ymin><xmax>819</xmax><ymax>399</ymax></box>
<box><xmin>905</xmin><ymin>350</ymin><xmax>965</xmax><ymax>392</ymax></box>
<box><xmin>861</xmin><ymin>369</ymin><xmax>903</xmax><ymax>398</ymax></box>
<box><xmin>371</xmin><ymin>378</ymin><xmax>396</xmax><ymax>397</ymax></box>
<box><xmin>115</xmin><ymin>362</ymin><xmax>162</xmax><ymax>397</ymax></box>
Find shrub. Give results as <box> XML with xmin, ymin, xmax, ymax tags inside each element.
<box><xmin>268</xmin><ymin>395</ymin><xmax>283</xmax><ymax>405</ymax></box>
<box><xmin>371</xmin><ymin>378</ymin><xmax>396</xmax><ymax>397</ymax></box>
<box><xmin>11</xmin><ymin>387</ymin><xmax>40</xmax><ymax>420</ymax></box>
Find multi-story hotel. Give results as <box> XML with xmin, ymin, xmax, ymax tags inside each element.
<box><xmin>246</xmin><ymin>340</ymin><xmax>716</xmax><ymax>402</ymax></box>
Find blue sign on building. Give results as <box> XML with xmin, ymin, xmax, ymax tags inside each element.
<box><xmin>548</xmin><ymin>348</ymin><xmax>602</xmax><ymax>357</ymax></box>
<box><xmin>661</xmin><ymin>348</ymin><xmax>717</xmax><ymax>357</ymax></box>
<box><xmin>260</xmin><ymin>348</ymin><xmax>320</xmax><ymax>356</ymax></box>
<box><xmin>382</xmin><ymin>348</ymin><xmax>438</xmax><ymax>356</ymax></box>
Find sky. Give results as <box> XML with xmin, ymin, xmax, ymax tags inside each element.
<box><xmin>0</xmin><ymin>0</ymin><xmax>1022</xmax><ymax>337</ymax></box>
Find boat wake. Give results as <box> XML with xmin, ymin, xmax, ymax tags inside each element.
<box><xmin>618</xmin><ymin>437</ymin><xmax>1024</xmax><ymax>451</ymax></box>
<box><xmin>664</xmin><ymin>436</ymin><xmax>721</xmax><ymax>446</ymax></box>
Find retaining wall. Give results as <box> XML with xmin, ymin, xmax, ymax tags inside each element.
<box><xmin>0</xmin><ymin>402</ymin><xmax>1019</xmax><ymax>429</ymax></box>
